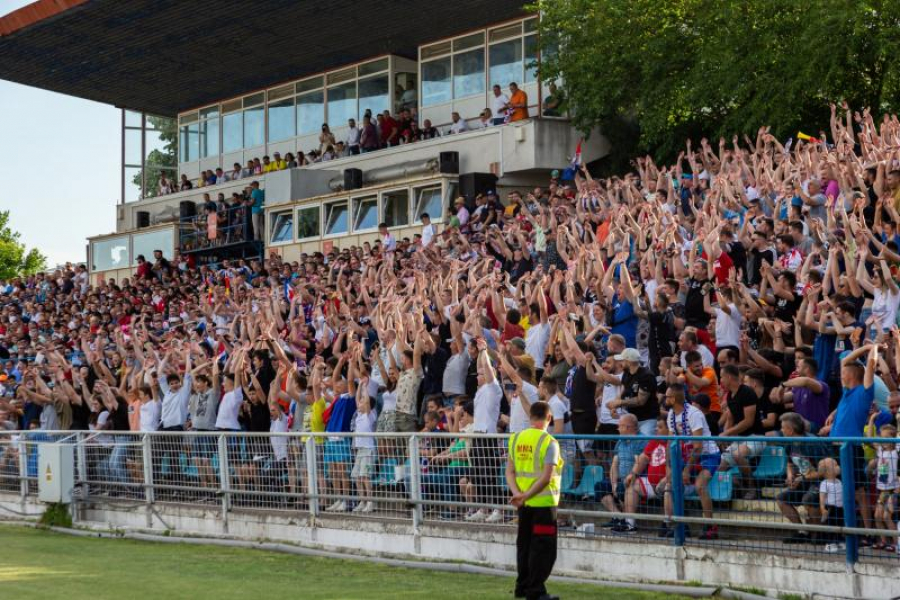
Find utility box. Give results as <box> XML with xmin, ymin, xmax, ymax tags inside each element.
<box><xmin>38</xmin><ymin>443</ymin><xmax>74</xmax><ymax>503</ymax></box>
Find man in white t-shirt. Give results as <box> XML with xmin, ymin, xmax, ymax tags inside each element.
<box><xmin>540</xmin><ymin>376</ymin><xmax>575</xmax><ymax>464</ymax></box>
<box><xmin>449</xmin><ymin>111</ymin><xmax>468</xmax><ymax>134</ymax></box>
<box><xmin>489</xmin><ymin>84</ymin><xmax>509</xmax><ymax>125</ymax></box>
<box><xmin>420</xmin><ymin>213</ymin><xmax>436</xmax><ymax>248</ymax></box>
<box><xmin>379</xmin><ymin>223</ymin><xmax>397</xmax><ymax>252</ymax></box>
<box><xmin>663</xmin><ymin>387</ymin><xmax>720</xmax><ymax>540</ymax></box>
<box><xmin>215</xmin><ymin>351</ymin><xmax>246</xmax><ymax>431</ymax></box>
<box><xmin>498</xmin><ymin>350</ymin><xmax>538</xmax><ymax>433</ymax></box>
<box><xmin>466</xmin><ymin>338</ymin><xmax>504</xmax><ymax>523</ymax></box>
<box><xmin>524</xmin><ymin>292</ymin><xmax>551</xmax><ymax>374</ymax></box>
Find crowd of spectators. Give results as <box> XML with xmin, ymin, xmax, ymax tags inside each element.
<box><xmin>2</xmin><ymin>102</ymin><xmax>900</xmax><ymax>552</ymax></box>
<box><xmin>156</xmin><ymin>82</ymin><xmax>548</xmax><ymax>197</ymax></box>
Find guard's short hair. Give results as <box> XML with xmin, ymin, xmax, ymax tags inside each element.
<box><xmin>529</xmin><ymin>401</ymin><xmax>551</xmax><ymax>421</ymax></box>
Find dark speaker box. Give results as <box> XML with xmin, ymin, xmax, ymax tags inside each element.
<box><xmin>458</xmin><ymin>172</ymin><xmax>498</xmax><ymax>202</ymax></box>
<box><xmin>136</xmin><ymin>211</ymin><xmax>150</xmax><ymax>228</ymax></box>
<box><xmin>439</xmin><ymin>151</ymin><xmax>459</xmax><ymax>174</ymax></box>
<box><xmin>179</xmin><ymin>200</ymin><xmax>197</xmax><ymax>219</ymax></box>
<box><xmin>344</xmin><ymin>168</ymin><xmax>363</xmax><ymax>191</ymax></box>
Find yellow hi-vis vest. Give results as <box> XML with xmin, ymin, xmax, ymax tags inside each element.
<box><xmin>509</xmin><ymin>427</ymin><xmax>563</xmax><ymax>507</ymax></box>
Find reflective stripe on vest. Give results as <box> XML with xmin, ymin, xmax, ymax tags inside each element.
<box><xmin>509</xmin><ymin>428</ymin><xmax>563</xmax><ymax>507</ymax></box>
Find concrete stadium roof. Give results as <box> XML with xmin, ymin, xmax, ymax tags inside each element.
<box><xmin>0</xmin><ymin>0</ymin><xmax>527</xmax><ymax>116</ymax></box>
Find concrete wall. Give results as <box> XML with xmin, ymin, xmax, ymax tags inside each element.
<box><xmin>2</xmin><ymin>493</ymin><xmax>893</xmax><ymax>600</ymax></box>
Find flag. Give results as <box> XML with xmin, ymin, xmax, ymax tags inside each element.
<box><xmin>561</xmin><ymin>138</ymin><xmax>583</xmax><ymax>181</ymax></box>
<box><xmin>283</xmin><ymin>280</ymin><xmax>295</xmax><ymax>302</ymax></box>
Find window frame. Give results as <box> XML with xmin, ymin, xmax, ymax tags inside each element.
<box><xmin>351</xmin><ymin>195</ymin><xmax>379</xmax><ymax>233</ymax></box>
<box><xmin>380</xmin><ymin>187</ymin><xmax>411</xmax><ymax>229</ymax></box>
<box><xmin>324</xmin><ymin>199</ymin><xmax>350</xmax><ymax>238</ymax></box>
<box><xmin>296</xmin><ymin>204</ymin><xmax>322</xmax><ymax>240</ymax></box>
<box><xmin>412</xmin><ymin>185</ymin><xmax>444</xmax><ymax>225</ymax></box>
<box><xmin>269</xmin><ymin>210</ymin><xmax>295</xmax><ymax>245</ymax></box>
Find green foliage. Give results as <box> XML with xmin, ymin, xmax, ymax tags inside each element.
<box><xmin>38</xmin><ymin>503</ymin><xmax>73</xmax><ymax>528</ymax></box>
<box><xmin>131</xmin><ymin>114</ymin><xmax>178</xmax><ymax>200</ymax></box>
<box><xmin>533</xmin><ymin>0</ymin><xmax>900</xmax><ymax>168</ymax></box>
<box><xmin>0</xmin><ymin>210</ymin><xmax>47</xmax><ymax>280</ymax></box>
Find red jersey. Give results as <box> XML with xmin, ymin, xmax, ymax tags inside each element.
<box><xmin>643</xmin><ymin>439</ymin><xmax>668</xmax><ymax>485</ymax></box>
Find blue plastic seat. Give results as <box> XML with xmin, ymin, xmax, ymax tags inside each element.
<box><xmin>561</xmin><ymin>463</ymin><xmax>576</xmax><ymax>495</ymax></box>
<box><xmin>571</xmin><ymin>465</ymin><xmax>604</xmax><ymax>498</ymax></box>
<box><xmin>753</xmin><ymin>446</ymin><xmax>786</xmax><ymax>480</ymax></box>
<box><xmin>709</xmin><ymin>468</ymin><xmax>735</xmax><ymax>502</ymax></box>
<box><xmin>374</xmin><ymin>458</ymin><xmax>399</xmax><ymax>485</ymax></box>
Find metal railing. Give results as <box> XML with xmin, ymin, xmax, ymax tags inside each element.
<box><xmin>1</xmin><ymin>431</ymin><xmax>897</xmax><ymax>567</ymax></box>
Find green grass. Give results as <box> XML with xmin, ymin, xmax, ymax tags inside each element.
<box><xmin>0</xmin><ymin>525</ymin><xmax>695</xmax><ymax>600</ymax></box>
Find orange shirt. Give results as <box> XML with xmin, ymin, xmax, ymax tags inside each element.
<box><xmin>509</xmin><ymin>89</ymin><xmax>529</xmax><ymax>121</ymax></box>
<box><xmin>689</xmin><ymin>366</ymin><xmax>721</xmax><ymax>413</ymax></box>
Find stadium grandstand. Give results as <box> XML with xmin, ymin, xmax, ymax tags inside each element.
<box><xmin>0</xmin><ymin>1</ymin><xmax>899</xmax><ymax>599</ymax></box>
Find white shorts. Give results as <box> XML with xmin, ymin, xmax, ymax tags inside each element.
<box><xmin>351</xmin><ymin>447</ymin><xmax>375</xmax><ymax>479</ymax></box>
<box><xmin>637</xmin><ymin>477</ymin><xmax>662</xmax><ymax>500</ymax></box>
<box><xmin>721</xmin><ymin>440</ymin><xmax>766</xmax><ymax>467</ymax></box>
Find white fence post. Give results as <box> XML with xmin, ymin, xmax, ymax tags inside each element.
<box><xmin>305</xmin><ymin>436</ymin><xmax>319</xmax><ymax>520</ymax></box>
<box><xmin>18</xmin><ymin>436</ymin><xmax>28</xmax><ymax>499</ymax></box>
<box><xmin>217</xmin><ymin>434</ymin><xmax>231</xmax><ymax>531</ymax></box>
<box><xmin>408</xmin><ymin>435</ymin><xmax>422</xmax><ymax>530</ymax></box>
<box><xmin>141</xmin><ymin>434</ymin><xmax>154</xmax><ymax>505</ymax></box>
<box><xmin>75</xmin><ymin>432</ymin><xmax>88</xmax><ymax>501</ymax></box>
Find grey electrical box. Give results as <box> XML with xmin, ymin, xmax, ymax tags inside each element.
<box><xmin>38</xmin><ymin>443</ymin><xmax>74</xmax><ymax>503</ymax></box>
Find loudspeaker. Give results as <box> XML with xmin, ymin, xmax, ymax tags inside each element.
<box><xmin>136</xmin><ymin>211</ymin><xmax>150</xmax><ymax>228</ymax></box>
<box><xmin>459</xmin><ymin>172</ymin><xmax>498</xmax><ymax>203</ymax></box>
<box><xmin>179</xmin><ymin>200</ymin><xmax>197</xmax><ymax>219</ymax></box>
<box><xmin>439</xmin><ymin>151</ymin><xmax>459</xmax><ymax>174</ymax></box>
<box><xmin>344</xmin><ymin>168</ymin><xmax>363</xmax><ymax>191</ymax></box>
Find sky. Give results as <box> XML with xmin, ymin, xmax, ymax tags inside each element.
<box><xmin>0</xmin><ymin>0</ymin><xmax>120</xmax><ymax>267</ymax></box>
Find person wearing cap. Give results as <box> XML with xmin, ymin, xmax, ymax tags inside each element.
<box><xmin>607</xmin><ymin>348</ymin><xmax>658</xmax><ymax>437</ymax></box>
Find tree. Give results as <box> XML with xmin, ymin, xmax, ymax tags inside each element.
<box><xmin>533</xmin><ymin>0</ymin><xmax>900</xmax><ymax>171</ymax></box>
<box><xmin>0</xmin><ymin>211</ymin><xmax>47</xmax><ymax>280</ymax></box>
<box><xmin>131</xmin><ymin>114</ymin><xmax>178</xmax><ymax>200</ymax></box>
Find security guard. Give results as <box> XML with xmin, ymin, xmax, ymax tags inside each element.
<box><xmin>506</xmin><ymin>401</ymin><xmax>563</xmax><ymax>600</ymax></box>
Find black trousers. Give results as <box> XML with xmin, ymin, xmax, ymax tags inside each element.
<box><xmin>516</xmin><ymin>505</ymin><xmax>558</xmax><ymax>600</ymax></box>
<box><xmin>470</xmin><ymin>436</ymin><xmax>502</xmax><ymax>507</ymax></box>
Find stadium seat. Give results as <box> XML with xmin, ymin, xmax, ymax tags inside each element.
<box><xmin>753</xmin><ymin>446</ymin><xmax>786</xmax><ymax>480</ymax></box>
<box><xmin>374</xmin><ymin>459</ymin><xmax>400</xmax><ymax>485</ymax></box>
<box><xmin>709</xmin><ymin>468</ymin><xmax>735</xmax><ymax>502</ymax></box>
<box><xmin>561</xmin><ymin>463</ymin><xmax>576</xmax><ymax>495</ymax></box>
<box><xmin>571</xmin><ymin>465</ymin><xmax>603</xmax><ymax>498</ymax></box>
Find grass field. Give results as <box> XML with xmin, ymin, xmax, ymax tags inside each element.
<box><xmin>0</xmin><ymin>525</ymin><xmax>695</xmax><ymax>600</ymax></box>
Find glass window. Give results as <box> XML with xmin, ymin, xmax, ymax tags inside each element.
<box><xmin>327</xmin><ymin>67</ymin><xmax>356</xmax><ymax>85</ymax></box>
<box><xmin>353</xmin><ymin>196</ymin><xmax>378</xmax><ymax>231</ymax></box>
<box><xmin>200</xmin><ymin>106</ymin><xmax>219</xmax><ymax>120</ymax></box>
<box><xmin>123</xmin><ymin>166</ymin><xmax>143</xmax><ymax>203</ymax></box>
<box><xmin>244</xmin><ymin>106</ymin><xmax>264</xmax><ymax>148</ymax></box>
<box><xmin>490</xmin><ymin>23</ymin><xmax>522</xmax><ymax>43</ymax></box>
<box><xmin>421</xmin><ymin>40</ymin><xmax>451</xmax><ymax>60</ymax></box>
<box><xmin>453</xmin><ymin>48</ymin><xmax>485</xmax><ymax>98</ymax></box>
<box><xmin>125</xmin><ymin>128</ymin><xmax>143</xmax><ymax>166</ymax></box>
<box><xmin>382</xmin><ymin>189</ymin><xmax>409</xmax><ymax>228</ymax></box>
<box><xmin>358</xmin><ymin>75</ymin><xmax>389</xmax><ymax>121</ymax></box>
<box><xmin>395</xmin><ymin>72</ymin><xmax>418</xmax><ymax>113</ymax></box>
<box><xmin>268</xmin><ymin>98</ymin><xmax>295</xmax><ymax>142</ymax></box>
<box><xmin>92</xmin><ymin>237</ymin><xmax>130</xmax><ymax>271</ymax></box>
<box><xmin>177</xmin><ymin>124</ymin><xmax>199</xmax><ymax>162</ymax></box>
<box><xmin>523</xmin><ymin>18</ymin><xmax>537</xmax><ymax>34</ymax></box>
<box><xmin>453</xmin><ymin>32</ymin><xmax>485</xmax><ymax>52</ymax></box>
<box><xmin>244</xmin><ymin>92</ymin><xmax>265</xmax><ymax>108</ymax></box>
<box><xmin>270</xmin><ymin>211</ymin><xmax>294</xmax><ymax>244</ymax></box>
<box><xmin>414</xmin><ymin>187</ymin><xmax>443</xmax><ymax>222</ymax></box>
<box><xmin>358</xmin><ymin>58</ymin><xmax>389</xmax><ymax>77</ymax></box>
<box><xmin>524</xmin><ymin>35</ymin><xmax>538</xmax><ymax>84</ymax></box>
<box><xmin>132</xmin><ymin>228</ymin><xmax>174</xmax><ymax>266</ymax></box>
<box><xmin>125</xmin><ymin>110</ymin><xmax>143</xmax><ymax>127</ymax></box>
<box><xmin>222</xmin><ymin>112</ymin><xmax>242</xmax><ymax>153</ymax></box>
<box><xmin>296</xmin><ymin>76</ymin><xmax>323</xmax><ymax>94</ymax></box>
<box><xmin>297</xmin><ymin>206</ymin><xmax>321</xmax><ymax>239</ymax></box>
<box><xmin>297</xmin><ymin>90</ymin><xmax>325</xmax><ymax>136</ymax></box>
<box><xmin>199</xmin><ymin>118</ymin><xmax>219</xmax><ymax>158</ymax></box>
<box><xmin>422</xmin><ymin>57</ymin><xmax>452</xmax><ymax>107</ymax></box>
<box><xmin>327</xmin><ymin>81</ymin><xmax>357</xmax><ymax>127</ymax></box>
<box><xmin>444</xmin><ymin>181</ymin><xmax>459</xmax><ymax>213</ymax></box>
<box><xmin>325</xmin><ymin>201</ymin><xmax>349</xmax><ymax>236</ymax></box>
<box><xmin>489</xmin><ymin>38</ymin><xmax>523</xmax><ymax>87</ymax></box>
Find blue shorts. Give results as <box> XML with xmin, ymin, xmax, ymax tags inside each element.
<box><xmin>324</xmin><ymin>439</ymin><xmax>352</xmax><ymax>465</ymax></box>
<box><xmin>191</xmin><ymin>433</ymin><xmax>217</xmax><ymax>458</ymax></box>
<box><xmin>698</xmin><ymin>452</ymin><xmax>720</xmax><ymax>477</ymax></box>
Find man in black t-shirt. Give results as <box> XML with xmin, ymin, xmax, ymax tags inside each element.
<box><xmin>718</xmin><ymin>364</ymin><xmax>766</xmax><ymax>500</ymax></box>
<box><xmin>684</xmin><ymin>260</ymin><xmax>711</xmax><ymax>329</ymax></box>
<box><xmin>607</xmin><ymin>348</ymin><xmax>658</xmax><ymax>435</ymax></box>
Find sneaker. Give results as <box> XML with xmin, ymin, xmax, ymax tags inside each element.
<box><xmin>334</xmin><ymin>500</ymin><xmax>347</xmax><ymax>512</ymax></box>
<box><xmin>485</xmin><ymin>509</ymin><xmax>504</xmax><ymax>523</ymax></box>
<box><xmin>465</xmin><ymin>509</ymin><xmax>487</xmax><ymax>522</ymax></box>
<box><xmin>742</xmin><ymin>488</ymin><xmax>759</xmax><ymax>501</ymax></box>
<box><xmin>325</xmin><ymin>500</ymin><xmax>342</xmax><ymax>512</ymax></box>
<box><xmin>613</xmin><ymin>522</ymin><xmax>636</xmax><ymax>534</ymax></box>
<box><xmin>824</xmin><ymin>542</ymin><xmax>846</xmax><ymax>554</ymax></box>
<box><xmin>784</xmin><ymin>532</ymin><xmax>811</xmax><ymax>545</ymax></box>
<box><xmin>361</xmin><ymin>501</ymin><xmax>375</xmax><ymax>513</ymax></box>
<box><xmin>600</xmin><ymin>519</ymin><xmax>621</xmax><ymax>529</ymax></box>
<box><xmin>699</xmin><ymin>525</ymin><xmax>719</xmax><ymax>540</ymax></box>
<box><xmin>352</xmin><ymin>501</ymin><xmax>366</xmax><ymax>512</ymax></box>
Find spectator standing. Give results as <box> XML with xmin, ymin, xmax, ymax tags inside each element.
<box><xmin>490</xmin><ymin>84</ymin><xmax>510</xmax><ymax>125</ymax></box>
<box><xmin>506</xmin><ymin>82</ymin><xmax>529</xmax><ymax>122</ymax></box>
<box><xmin>346</xmin><ymin>118</ymin><xmax>361</xmax><ymax>155</ymax></box>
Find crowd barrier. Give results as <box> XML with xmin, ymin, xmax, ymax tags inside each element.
<box><xmin>1</xmin><ymin>431</ymin><xmax>897</xmax><ymax>567</ymax></box>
